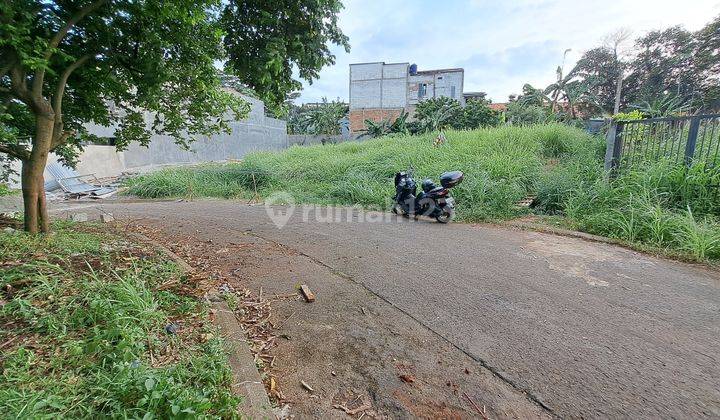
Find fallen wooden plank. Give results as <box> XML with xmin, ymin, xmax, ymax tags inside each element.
<box><xmin>299</xmin><ymin>284</ymin><xmax>316</xmax><ymax>302</ymax></box>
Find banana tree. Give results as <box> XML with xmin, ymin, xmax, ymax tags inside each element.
<box><xmin>543</xmin><ymin>49</ymin><xmax>574</xmax><ymax>112</ymax></box>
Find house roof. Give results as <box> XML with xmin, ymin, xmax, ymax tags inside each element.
<box><xmin>488</xmin><ymin>103</ymin><xmax>508</xmax><ymax>111</ymax></box>
<box><xmin>415</xmin><ymin>68</ymin><xmax>464</xmax><ymax>75</ymax></box>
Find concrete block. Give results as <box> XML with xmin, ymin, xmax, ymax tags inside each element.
<box><xmin>71</xmin><ymin>213</ymin><xmax>88</xmax><ymax>222</ymax></box>
<box><xmin>100</xmin><ymin>213</ymin><xmax>114</xmax><ymax>223</ymax></box>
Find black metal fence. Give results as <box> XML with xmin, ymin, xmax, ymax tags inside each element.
<box><xmin>605</xmin><ymin>114</ymin><xmax>720</xmax><ymax>172</ymax></box>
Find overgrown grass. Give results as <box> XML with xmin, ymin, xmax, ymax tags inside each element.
<box><xmin>126</xmin><ymin>122</ymin><xmax>720</xmax><ymax>261</ymax></box>
<box><xmin>127</xmin><ymin>124</ymin><xmax>602</xmax><ymax>221</ymax></box>
<box><xmin>555</xmin><ymin>162</ymin><xmax>720</xmax><ymax>261</ymax></box>
<box><xmin>0</xmin><ymin>222</ymin><xmax>240</xmax><ymax>418</ymax></box>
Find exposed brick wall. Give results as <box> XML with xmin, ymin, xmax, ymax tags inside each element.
<box><xmin>349</xmin><ymin>109</ymin><xmax>404</xmax><ymax>133</ymax></box>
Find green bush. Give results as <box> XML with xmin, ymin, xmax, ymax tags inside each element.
<box><xmin>506</xmin><ymin>102</ymin><xmax>557</xmax><ymax>125</ymax></box>
<box><xmin>456</xmin><ymin>99</ymin><xmax>501</xmax><ymax>129</ymax></box>
<box><xmin>410</xmin><ymin>97</ymin><xmax>500</xmax><ymax>133</ymax></box>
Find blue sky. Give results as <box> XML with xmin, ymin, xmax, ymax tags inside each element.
<box><xmin>297</xmin><ymin>0</ymin><xmax>720</xmax><ymax>104</ymax></box>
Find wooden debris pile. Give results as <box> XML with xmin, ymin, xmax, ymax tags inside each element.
<box><xmin>222</xmin><ymin>284</ymin><xmax>299</xmax><ymax>402</ymax></box>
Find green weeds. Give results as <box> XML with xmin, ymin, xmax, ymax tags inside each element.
<box><xmin>0</xmin><ymin>184</ymin><xmax>18</xmax><ymax>196</ymax></box>
<box><xmin>0</xmin><ymin>223</ymin><xmax>240</xmax><ymax>418</ymax></box>
<box><xmin>540</xmin><ymin>160</ymin><xmax>720</xmax><ymax>262</ymax></box>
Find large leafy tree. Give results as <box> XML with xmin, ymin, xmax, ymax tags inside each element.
<box><xmin>694</xmin><ymin>15</ymin><xmax>720</xmax><ymax>110</ymax></box>
<box><xmin>1</xmin><ymin>0</ymin><xmax>349</xmax><ymax>234</ymax></box>
<box><xmin>1</xmin><ymin>0</ymin><xmax>247</xmax><ymax>233</ymax></box>
<box><xmin>623</xmin><ymin>26</ymin><xmax>699</xmax><ymax>107</ymax></box>
<box><xmin>222</xmin><ymin>0</ymin><xmax>350</xmax><ymax>110</ymax></box>
<box><xmin>573</xmin><ymin>47</ymin><xmax>624</xmax><ymax>115</ymax></box>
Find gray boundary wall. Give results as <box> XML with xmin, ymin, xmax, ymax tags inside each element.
<box><xmin>88</xmin><ymin>94</ymin><xmax>288</xmax><ymax>170</ymax></box>
<box><xmin>5</xmin><ymin>94</ymin><xmax>288</xmax><ymax>187</ymax></box>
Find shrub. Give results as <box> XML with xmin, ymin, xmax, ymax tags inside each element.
<box><xmin>413</xmin><ymin>97</ymin><xmax>463</xmax><ymax>132</ymax></box>
<box><xmin>506</xmin><ymin>102</ymin><xmax>557</xmax><ymax>125</ymax></box>
<box><xmin>456</xmin><ymin>99</ymin><xmax>501</xmax><ymax>129</ymax></box>
<box><xmin>411</xmin><ymin>98</ymin><xmax>501</xmax><ymax>134</ymax></box>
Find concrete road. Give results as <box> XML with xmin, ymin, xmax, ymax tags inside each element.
<box><xmin>55</xmin><ymin>200</ymin><xmax>720</xmax><ymax>418</ymax></box>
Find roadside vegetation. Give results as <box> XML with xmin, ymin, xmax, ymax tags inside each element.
<box><xmin>537</xmin><ymin>161</ymin><xmax>720</xmax><ymax>261</ymax></box>
<box><xmin>127</xmin><ymin>123</ymin><xmax>720</xmax><ymax>262</ymax></box>
<box><xmin>0</xmin><ymin>221</ymin><xmax>240</xmax><ymax>418</ymax></box>
<box><xmin>127</xmin><ymin>124</ymin><xmax>599</xmax><ymax>219</ymax></box>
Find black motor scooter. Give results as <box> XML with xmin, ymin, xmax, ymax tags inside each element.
<box><xmin>392</xmin><ymin>169</ymin><xmax>463</xmax><ymax>223</ymax></box>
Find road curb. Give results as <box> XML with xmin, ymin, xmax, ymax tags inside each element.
<box><xmin>499</xmin><ymin>220</ymin><xmax>713</xmax><ymax>266</ymax></box>
<box><xmin>210</xmin><ymin>296</ymin><xmax>275</xmax><ymax>419</ymax></box>
<box><xmin>499</xmin><ymin>221</ymin><xmax>626</xmax><ymax>246</ymax></box>
<box><xmin>127</xmin><ymin>232</ymin><xmax>274</xmax><ymax>419</ymax></box>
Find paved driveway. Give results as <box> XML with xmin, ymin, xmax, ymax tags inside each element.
<box><xmin>54</xmin><ymin>200</ymin><xmax>720</xmax><ymax>418</ymax></box>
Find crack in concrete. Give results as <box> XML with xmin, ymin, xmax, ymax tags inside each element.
<box><xmin>244</xmin><ymin>230</ymin><xmax>559</xmax><ymax>418</ymax></box>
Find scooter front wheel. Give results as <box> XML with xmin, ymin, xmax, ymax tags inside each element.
<box><xmin>392</xmin><ymin>203</ymin><xmax>410</xmax><ymax>218</ymax></box>
<box><xmin>435</xmin><ymin>208</ymin><xmax>454</xmax><ymax>223</ymax></box>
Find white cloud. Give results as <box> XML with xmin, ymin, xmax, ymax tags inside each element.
<box><xmin>297</xmin><ymin>0</ymin><xmax>720</xmax><ymax>103</ymax></box>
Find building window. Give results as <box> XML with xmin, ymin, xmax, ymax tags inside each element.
<box><xmin>418</xmin><ymin>83</ymin><xmax>427</xmax><ymax>99</ymax></box>
<box><xmin>451</xmin><ymin>86</ymin><xmax>456</xmax><ymax>99</ymax></box>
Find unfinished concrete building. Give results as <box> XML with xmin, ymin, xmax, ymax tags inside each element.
<box><xmin>349</xmin><ymin>62</ymin><xmax>464</xmax><ymax>133</ymax></box>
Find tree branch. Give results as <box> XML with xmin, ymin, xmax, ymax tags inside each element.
<box><xmin>51</xmin><ymin>129</ymin><xmax>75</xmax><ymax>149</ymax></box>
<box><xmin>32</xmin><ymin>0</ymin><xmax>109</xmax><ymax>99</ymax></box>
<box><xmin>53</xmin><ymin>54</ymin><xmax>91</xmax><ymax>116</ymax></box>
<box><xmin>0</xmin><ymin>143</ymin><xmax>31</xmax><ymax>161</ymax></box>
<box><xmin>0</xmin><ymin>61</ymin><xmax>13</xmax><ymax>80</ymax></box>
<box><xmin>9</xmin><ymin>65</ymin><xmax>32</xmax><ymax>106</ymax></box>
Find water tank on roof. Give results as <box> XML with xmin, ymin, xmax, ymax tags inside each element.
<box><xmin>409</xmin><ymin>63</ymin><xmax>418</xmax><ymax>75</ymax></box>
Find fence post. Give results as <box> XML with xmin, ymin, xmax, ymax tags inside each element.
<box><xmin>684</xmin><ymin>116</ymin><xmax>701</xmax><ymax>166</ymax></box>
<box><xmin>604</xmin><ymin>121</ymin><xmax>623</xmax><ymax>174</ymax></box>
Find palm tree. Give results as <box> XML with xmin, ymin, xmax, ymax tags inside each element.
<box><xmin>563</xmin><ymin>80</ymin><xmax>602</xmax><ymax>118</ymax></box>
<box><xmin>361</xmin><ymin>111</ymin><xmax>410</xmax><ymax>139</ymax></box>
<box><xmin>630</xmin><ymin>94</ymin><xmax>691</xmax><ymax>117</ymax></box>
<box><xmin>518</xmin><ymin>84</ymin><xmax>550</xmax><ymax>107</ymax></box>
<box><xmin>544</xmin><ymin>48</ymin><xmax>573</xmax><ymax>113</ymax></box>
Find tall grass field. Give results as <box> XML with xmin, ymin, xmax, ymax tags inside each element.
<box><xmin>126</xmin><ymin>124</ymin><xmax>720</xmax><ymax>261</ymax></box>
<box><xmin>127</xmin><ymin>124</ymin><xmax>603</xmax><ymax>220</ymax></box>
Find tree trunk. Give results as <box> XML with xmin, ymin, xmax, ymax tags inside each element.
<box><xmin>22</xmin><ymin>115</ymin><xmax>53</xmax><ymax>233</ymax></box>
<box><xmin>613</xmin><ymin>70</ymin><xmax>624</xmax><ymax>115</ymax></box>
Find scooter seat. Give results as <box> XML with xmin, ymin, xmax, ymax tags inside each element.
<box><xmin>427</xmin><ymin>186</ymin><xmax>445</xmax><ymax>195</ymax></box>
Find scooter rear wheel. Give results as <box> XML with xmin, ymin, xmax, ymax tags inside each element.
<box><xmin>435</xmin><ymin>208</ymin><xmax>454</xmax><ymax>223</ymax></box>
